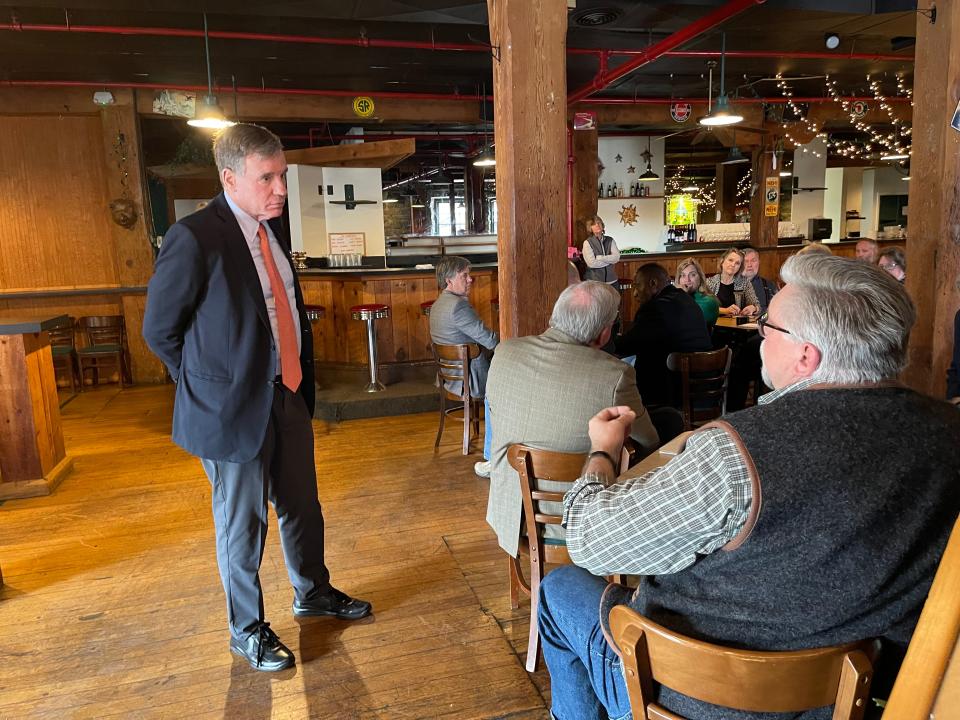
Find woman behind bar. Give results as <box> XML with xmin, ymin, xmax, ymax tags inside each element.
<box><xmin>675</xmin><ymin>258</ymin><xmax>720</xmax><ymax>328</ymax></box>
<box><xmin>581</xmin><ymin>216</ymin><xmax>620</xmax><ymax>287</ymax></box>
<box><xmin>705</xmin><ymin>248</ymin><xmax>759</xmax><ymax>317</ymax></box>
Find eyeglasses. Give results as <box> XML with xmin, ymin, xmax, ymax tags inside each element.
<box><xmin>757</xmin><ymin>311</ymin><xmax>791</xmax><ymax>338</ymax></box>
<box><xmin>879</xmin><ymin>261</ymin><xmax>898</xmax><ymax>270</ymax></box>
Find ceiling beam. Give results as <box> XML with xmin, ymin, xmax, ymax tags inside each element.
<box><xmin>283</xmin><ymin>138</ymin><xmax>415</xmax><ymax>168</ymax></box>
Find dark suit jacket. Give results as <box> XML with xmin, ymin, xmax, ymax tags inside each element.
<box><xmin>142</xmin><ymin>193</ymin><xmax>315</xmax><ymax>463</ymax></box>
<box><xmin>615</xmin><ymin>284</ymin><xmax>712</xmax><ymax>408</ymax></box>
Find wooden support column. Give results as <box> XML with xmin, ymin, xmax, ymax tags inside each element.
<box><xmin>901</xmin><ymin>0</ymin><xmax>960</xmax><ymax>395</ymax></box>
<box><xmin>571</xmin><ymin>126</ymin><xmax>599</xmax><ymax>246</ymax></box>
<box><xmin>99</xmin><ymin>90</ymin><xmax>167</xmax><ymax>384</ymax></box>
<box><xmin>487</xmin><ymin>0</ymin><xmax>568</xmax><ymax>339</ymax></box>
<box><xmin>749</xmin><ymin>142</ymin><xmax>778</xmax><ymax>247</ymax></box>
<box><xmin>715</xmin><ymin>162</ymin><xmax>738</xmax><ymax>222</ymax></box>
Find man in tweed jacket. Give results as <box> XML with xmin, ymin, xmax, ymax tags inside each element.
<box><xmin>485</xmin><ymin>281</ymin><xmax>659</xmax><ymax>556</ymax></box>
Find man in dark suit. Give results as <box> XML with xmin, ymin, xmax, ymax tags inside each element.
<box><xmin>615</xmin><ymin>263</ymin><xmax>712</xmax><ymax>408</ymax></box>
<box><xmin>143</xmin><ymin>124</ymin><xmax>370</xmax><ymax>673</ymax></box>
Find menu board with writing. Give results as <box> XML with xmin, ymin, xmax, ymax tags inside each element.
<box><xmin>328</xmin><ymin>232</ymin><xmax>366</xmax><ymax>255</ymax></box>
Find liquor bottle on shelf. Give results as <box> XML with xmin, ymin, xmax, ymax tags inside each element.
<box><xmin>606</xmin><ymin>184</ymin><xmax>612</xmax><ymax>198</ymax></box>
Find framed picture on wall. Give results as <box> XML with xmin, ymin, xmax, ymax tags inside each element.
<box><xmin>328</xmin><ymin>232</ymin><xmax>366</xmax><ymax>255</ymax></box>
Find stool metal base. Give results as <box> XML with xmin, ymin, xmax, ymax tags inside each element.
<box><xmin>363</xmin><ymin>380</ymin><xmax>387</xmax><ymax>393</ymax></box>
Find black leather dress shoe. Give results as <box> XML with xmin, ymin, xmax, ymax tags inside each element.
<box><xmin>293</xmin><ymin>587</ymin><xmax>372</xmax><ymax>620</ymax></box>
<box><xmin>229</xmin><ymin>623</ymin><xmax>296</xmax><ymax>671</ymax></box>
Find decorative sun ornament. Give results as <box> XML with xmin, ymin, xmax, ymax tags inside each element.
<box><xmin>618</xmin><ymin>204</ymin><xmax>638</xmax><ymax>226</ymax></box>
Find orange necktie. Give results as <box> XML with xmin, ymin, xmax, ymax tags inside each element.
<box><xmin>257</xmin><ymin>224</ymin><xmax>302</xmax><ymax>393</ymax></box>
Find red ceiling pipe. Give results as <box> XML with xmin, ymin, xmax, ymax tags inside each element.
<box><xmin>567</xmin><ymin>0</ymin><xmax>766</xmax><ymax>105</ymax></box>
<box><xmin>0</xmin><ymin>21</ymin><xmax>913</xmax><ymax>64</ymax></box>
<box><xmin>0</xmin><ymin>80</ymin><xmax>910</xmax><ymax>107</ymax></box>
<box><xmin>579</xmin><ymin>95</ymin><xmax>912</xmax><ymax>105</ymax></box>
<box><xmin>0</xmin><ymin>79</ymin><xmax>486</xmax><ymax>102</ymax></box>
<box><xmin>0</xmin><ymin>22</ymin><xmax>487</xmax><ymax>51</ymax></box>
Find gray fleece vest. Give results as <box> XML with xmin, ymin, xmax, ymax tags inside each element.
<box><xmin>602</xmin><ymin>385</ymin><xmax>960</xmax><ymax>720</ymax></box>
<box><xmin>583</xmin><ymin>234</ymin><xmax>617</xmax><ymax>283</ymax></box>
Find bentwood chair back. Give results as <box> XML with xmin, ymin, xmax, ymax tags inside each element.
<box><xmin>431</xmin><ymin>342</ymin><xmax>482</xmax><ymax>455</ymax></box>
<box><xmin>610</xmin><ymin>605</ymin><xmax>878</xmax><ymax>720</ymax></box>
<box><xmin>666</xmin><ymin>347</ymin><xmax>733</xmax><ymax>431</ymax></box>
<box><xmin>507</xmin><ymin>444</ymin><xmax>586</xmax><ymax>672</ymax></box>
<box><xmin>76</xmin><ymin>315</ymin><xmax>128</xmax><ymax>389</ymax></box>
<box><xmin>47</xmin><ymin>315</ymin><xmax>79</xmax><ymax>394</ymax></box>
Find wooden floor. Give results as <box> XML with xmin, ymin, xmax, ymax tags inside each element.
<box><xmin>0</xmin><ymin>385</ymin><xmax>551</xmax><ymax>719</ymax></box>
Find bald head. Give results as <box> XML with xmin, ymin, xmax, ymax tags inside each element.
<box><xmin>633</xmin><ymin>263</ymin><xmax>671</xmax><ymax>306</ymax></box>
<box><xmin>855</xmin><ymin>239</ymin><xmax>879</xmax><ymax>264</ymax></box>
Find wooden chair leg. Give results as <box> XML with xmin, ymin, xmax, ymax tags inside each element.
<box><xmin>525</xmin><ymin>540</ymin><xmax>546</xmax><ymax>672</ymax></box>
<box><xmin>508</xmin><ymin>553</ymin><xmax>531</xmax><ymax>609</ymax></box>
<box><xmin>462</xmin><ymin>395</ymin><xmax>471</xmax><ymax>455</ymax></box>
<box><xmin>435</xmin><ymin>391</ymin><xmax>446</xmax><ymax>449</ymax></box>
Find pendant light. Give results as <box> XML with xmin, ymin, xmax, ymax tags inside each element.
<box><xmin>699</xmin><ymin>34</ymin><xmax>743</xmax><ymax>128</ymax></box>
<box><xmin>473</xmin><ymin>83</ymin><xmax>496</xmax><ymax>166</ymax></box>
<box><xmin>720</xmin><ymin>146</ymin><xmax>750</xmax><ymax>165</ymax></box>
<box><xmin>188</xmin><ymin>14</ymin><xmax>235</xmax><ymax>130</ymax></box>
<box><xmin>638</xmin><ymin>136</ymin><xmax>659</xmax><ymax>182</ymax></box>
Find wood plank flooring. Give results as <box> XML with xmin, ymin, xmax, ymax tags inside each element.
<box><xmin>0</xmin><ymin>385</ymin><xmax>551</xmax><ymax>719</ymax></box>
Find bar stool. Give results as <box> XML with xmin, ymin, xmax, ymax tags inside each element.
<box><xmin>350</xmin><ymin>303</ymin><xmax>390</xmax><ymax>392</ymax></box>
<box><xmin>420</xmin><ymin>300</ymin><xmax>435</xmax><ymax>317</ymax></box>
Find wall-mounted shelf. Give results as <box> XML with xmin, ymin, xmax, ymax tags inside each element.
<box><xmin>600</xmin><ymin>195</ymin><xmax>664</xmax><ymax>200</ymax></box>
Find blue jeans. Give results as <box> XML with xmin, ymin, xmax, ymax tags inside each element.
<box><xmin>483</xmin><ymin>395</ymin><xmax>492</xmax><ymax>461</ymax></box>
<box><xmin>538</xmin><ymin>566</ymin><xmax>632</xmax><ymax>720</ymax></box>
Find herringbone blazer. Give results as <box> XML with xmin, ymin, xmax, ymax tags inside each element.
<box><xmin>485</xmin><ymin>327</ymin><xmax>659</xmax><ymax>557</ymax></box>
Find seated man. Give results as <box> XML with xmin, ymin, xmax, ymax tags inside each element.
<box><xmin>879</xmin><ymin>246</ymin><xmax>907</xmax><ymax>284</ymax></box>
<box><xmin>485</xmin><ymin>281</ymin><xmax>658</xmax><ymax>558</ymax></box>
<box><xmin>740</xmin><ymin>246</ymin><xmax>778</xmax><ymax>314</ymax></box>
<box><xmin>429</xmin><ymin>255</ymin><xmax>499</xmax><ymax>475</ymax></box>
<box><xmin>856</xmin><ymin>238</ymin><xmax>880</xmax><ymax>264</ymax></box>
<box><xmin>615</xmin><ymin>263</ymin><xmax>712</xmax><ymax>408</ymax></box>
<box><xmin>538</xmin><ymin>253</ymin><xmax>960</xmax><ymax>720</ymax></box>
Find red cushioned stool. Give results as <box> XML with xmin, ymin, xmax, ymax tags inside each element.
<box><xmin>350</xmin><ymin>303</ymin><xmax>390</xmax><ymax>392</ymax></box>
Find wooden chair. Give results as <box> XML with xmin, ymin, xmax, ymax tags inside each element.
<box><xmin>47</xmin><ymin>315</ymin><xmax>79</xmax><ymax>394</ymax></box>
<box><xmin>432</xmin><ymin>342</ymin><xmax>482</xmax><ymax>455</ymax></box>
<box><xmin>666</xmin><ymin>347</ymin><xmax>733</xmax><ymax>431</ymax></box>
<box><xmin>76</xmin><ymin>315</ymin><xmax>128</xmax><ymax>390</ymax></box>
<box><xmin>507</xmin><ymin>444</ymin><xmax>586</xmax><ymax>672</ymax></box>
<box><xmin>610</xmin><ymin>605</ymin><xmax>878</xmax><ymax>720</ymax></box>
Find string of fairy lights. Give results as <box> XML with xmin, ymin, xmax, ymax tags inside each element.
<box><xmin>666</xmin><ymin>164</ymin><xmax>718</xmax><ymax>211</ymax></box>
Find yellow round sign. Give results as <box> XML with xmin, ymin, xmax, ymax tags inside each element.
<box><xmin>352</xmin><ymin>96</ymin><xmax>375</xmax><ymax>118</ymax></box>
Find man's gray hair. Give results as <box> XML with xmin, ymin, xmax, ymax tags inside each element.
<box><xmin>550</xmin><ymin>281</ymin><xmax>621</xmax><ymax>344</ymax></box>
<box><xmin>213</xmin><ymin>123</ymin><xmax>283</xmax><ymax>175</ymax></box>
<box><xmin>435</xmin><ymin>255</ymin><xmax>471</xmax><ymax>289</ymax></box>
<box><xmin>779</xmin><ymin>253</ymin><xmax>916</xmax><ymax>383</ymax></box>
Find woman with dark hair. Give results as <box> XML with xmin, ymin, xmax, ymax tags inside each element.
<box><xmin>704</xmin><ymin>248</ymin><xmax>759</xmax><ymax>316</ymax></box>
<box><xmin>879</xmin><ymin>247</ymin><xmax>907</xmax><ymax>283</ymax></box>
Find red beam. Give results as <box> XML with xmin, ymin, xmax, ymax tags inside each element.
<box><xmin>567</xmin><ymin>0</ymin><xmax>766</xmax><ymax>105</ymax></box>
<box><xmin>578</xmin><ymin>96</ymin><xmax>912</xmax><ymax>105</ymax></box>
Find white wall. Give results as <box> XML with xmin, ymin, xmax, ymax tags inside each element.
<box><xmin>790</xmin><ymin>137</ymin><xmax>827</xmax><ymax>232</ymax></box>
<box><xmin>596</xmin><ymin>135</ymin><xmax>666</xmax><ymax>250</ymax></box>
<box><xmin>286</xmin><ymin>165</ymin><xmax>386</xmax><ymax>256</ymax></box>
<box><xmin>823</xmin><ymin>168</ymin><xmax>844</xmax><ymax>241</ymax></box>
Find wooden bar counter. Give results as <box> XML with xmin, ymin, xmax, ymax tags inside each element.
<box><xmin>298</xmin><ymin>240</ymin><xmax>903</xmax><ymax>366</ymax></box>
<box><xmin>0</xmin><ymin>314</ymin><xmax>74</xmax><ymax>499</ymax></box>
<box><xmin>299</xmin><ymin>265</ymin><xmax>498</xmax><ymax>366</ymax></box>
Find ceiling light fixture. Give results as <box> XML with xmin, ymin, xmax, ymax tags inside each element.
<box><xmin>473</xmin><ymin>83</ymin><xmax>496</xmax><ymax>166</ymax></box>
<box><xmin>825</xmin><ymin>33</ymin><xmax>841</xmax><ymax>50</ymax></box>
<box><xmin>187</xmin><ymin>15</ymin><xmax>235</xmax><ymax>130</ymax></box>
<box><xmin>699</xmin><ymin>34</ymin><xmax>743</xmax><ymax>127</ymax></box>
<box><xmin>779</xmin><ymin>171</ymin><xmax>792</xmax><ymax>177</ymax></box>
<box><xmin>720</xmin><ymin>146</ymin><xmax>751</xmax><ymax>165</ymax></box>
<box><xmin>681</xmin><ymin>184</ymin><xmax>699</xmax><ymax>192</ymax></box>
<box><xmin>638</xmin><ymin>136</ymin><xmax>660</xmax><ymax>182</ymax></box>
<box><xmin>880</xmin><ymin>151</ymin><xmax>910</xmax><ymax>160</ymax></box>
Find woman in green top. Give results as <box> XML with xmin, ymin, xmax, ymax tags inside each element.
<box><xmin>675</xmin><ymin>258</ymin><xmax>720</xmax><ymax>327</ymax></box>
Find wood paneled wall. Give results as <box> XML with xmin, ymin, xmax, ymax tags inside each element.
<box><xmin>0</xmin><ymin>115</ymin><xmax>118</xmax><ymax>290</ymax></box>
<box><xmin>300</xmin><ymin>269</ymin><xmax>498</xmax><ymax>366</ymax></box>
<box><xmin>0</xmin><ymin>91</ymin><xmax>165</xmax><ymax>383</ymax></box>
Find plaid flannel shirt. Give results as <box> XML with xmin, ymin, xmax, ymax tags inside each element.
<box><xmin>562</xmin><ymin>378</ymin><xmax>817</xmax><ymax>576</ymax></box>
